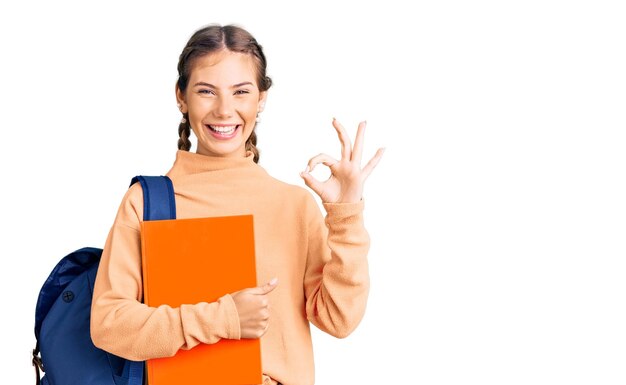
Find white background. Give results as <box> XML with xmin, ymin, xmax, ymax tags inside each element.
<box><xmin>1</xmin><ymin>1</ymin><xmax>625</xmax><ymax>384</ymax></box>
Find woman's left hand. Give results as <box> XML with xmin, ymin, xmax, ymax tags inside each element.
<box><xmin>300</xmin><ymin>118</ymin><xmax>385</xmax><ymax>204</ymax></box>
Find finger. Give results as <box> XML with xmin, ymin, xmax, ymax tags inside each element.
<box><xmin>362</xmin><ymin>147</ymin><xmax>385</xmax><ymax>179</ymax></box>
<box><xmin>305</xmin><ymin>153</ymin><xmax>339</xmax><ymax>173</ymax></box>
<box><xmin>332</xmin><ymin>118</ymin><xmax>352</xmax><ymax>160</ymax></box>
<box><xmin>351</xmin><ymin>121</ymin><xmax>366</xmax><ymax>164</ymax></box>
<box><xmin>300</xmin><ymin>169</ymin><xmax>325</xmax><ymax>197</ymax></box>
<box><xmin>248</xmin><ymin>278</ymin><xmax>279</xmax><ymax>295</ymax></box>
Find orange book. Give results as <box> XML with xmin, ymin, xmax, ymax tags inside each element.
<box><xmin>140</xmin><ymin>214</ymin><xmax>262</xmax><ymax>385</ymax></box>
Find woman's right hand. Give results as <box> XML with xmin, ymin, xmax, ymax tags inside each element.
<box><xmin>231</xmin><ymin>278</ymin><xmax>278</xmax><ymax>339</ymax></box>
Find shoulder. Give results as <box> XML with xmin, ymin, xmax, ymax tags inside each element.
<box><xmin>260</xmin><ymin>173</ymin><xmax>323</xmax><ymax>222</ymax></box>
<box><xmin>260</xmin><ymin>171</ymin><xmax>318</xmax><ymax>205</ymax></box>
<box><xmin>112</xmin><ymin>182</ymin><xmax>144</xmax><ymax>230</ymax></box>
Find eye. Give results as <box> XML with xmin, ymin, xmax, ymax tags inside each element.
<box><xmin>198</xmin><ymin>89</ymin><xmax>215</xmax><ymax>95</ymax></box>
<box><xmin>234</xmin><ymin>89</ymin><xmax>250</xmax><ymax>95</ymax></box>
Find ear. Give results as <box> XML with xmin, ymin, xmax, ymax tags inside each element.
<box><xmin>175</xmin><ymin>83</ymin><xmax>188</xmax><ymax>114</ymax></box>
<box><xmin>258</xmin><ymin>91</ymin><xmax>268</xmax><ymax>113</ymax></box>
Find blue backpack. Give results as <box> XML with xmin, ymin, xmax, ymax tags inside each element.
<box><xmin>32</xmin><ymin>176</ymin><xmax>176</xmax><ymax>385</ymax></box>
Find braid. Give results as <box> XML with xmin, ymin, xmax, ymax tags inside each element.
<box><xmin>177</xmin><ymin>114</ymin><xmax>191</xmax><ymax>151</ymax></box>
<box><xmin>176</xmin><ymin>25</ymin><xmax>272</xmax><ymax>161</ymax></box>
<box><xmin>246</xmin><ymin>129</ymin><xmax>260</xmax><ymax>163</ymax></box>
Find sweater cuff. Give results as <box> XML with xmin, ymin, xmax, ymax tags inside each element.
<box><xmin>220</xmin><ymin>294</ymin><xmax>241</xmax><ymax>340</ymax></box>
<box><xmin>322</xmin><ymin>200</ymin><xmax>365</xmax><ymax>224</ymax></box>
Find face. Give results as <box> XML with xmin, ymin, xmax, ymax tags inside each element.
<box><xmin>176</xmin><ymin>50</ymin><xmax>267</xmax><ymax>158</ymax></box>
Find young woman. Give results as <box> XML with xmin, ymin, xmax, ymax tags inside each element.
<box><xmin>91</xmin><ymin>24</ymin><xmax>384</xmax><ymax>385</ymax></box>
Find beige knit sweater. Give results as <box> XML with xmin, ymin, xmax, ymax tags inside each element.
<box><xmin>90</xmin><ymin>150</ymin><xmax>370</xmax><ymax>385</ymax></box>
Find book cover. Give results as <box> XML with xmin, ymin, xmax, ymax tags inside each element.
<box><xmin>141</xmin><ymin>214</ymin><xmax>261</xmax><ymax>385</ymax></box>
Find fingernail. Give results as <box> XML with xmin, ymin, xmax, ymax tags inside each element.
<box><xmin>332</xmin><ymin>117</ymin><xmax>336</xmax><ymax>122</ymax></box>
<box><xmin>269</xmin><ymin>278</ymin><xmax>278</xmax><ymax>285</ymax></box>
<box><xmin>303</xmin><ymin>165</ymin><xmax>309</xmax><ymax>173</ymax></box>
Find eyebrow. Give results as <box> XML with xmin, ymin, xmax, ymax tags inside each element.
<box><xmin>193</xmin><ymin>81</ymin><xmax>254</xmax><ymax>88</ymax></box>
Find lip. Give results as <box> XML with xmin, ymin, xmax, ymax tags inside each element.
<box><xmin>204</xmin><ymin>123</ymin><xmax>242</xmax><ymax>140</ymax></box>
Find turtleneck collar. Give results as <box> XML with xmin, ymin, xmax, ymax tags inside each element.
<box><xmin>168</xmin><ymin>150</ymin><xmax>258</xmax><ymax>177</ymax></box>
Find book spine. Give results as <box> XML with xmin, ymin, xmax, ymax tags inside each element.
<box><xmin>140</xmin><ymin>222</ymin><xmax>149</xmax><ymax>306</ymax></box>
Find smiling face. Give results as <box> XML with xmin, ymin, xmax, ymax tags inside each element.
<box><xmin>176</xmin><ymin>50</ymin><xmax>267</xmax><ymax>158</ymax></box>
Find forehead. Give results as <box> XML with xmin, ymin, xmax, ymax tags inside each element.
<box><xmin>189</xmin><ymin>50</ymin><xmax>258</xmax><ymax>87</ymax></box>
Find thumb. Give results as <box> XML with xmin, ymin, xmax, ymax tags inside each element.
<box><xmin>300</xmin><ymin>169</ymin><xmax>324</xmax><ymax>196</ymax></box>
<box><xmin>251</xmin><ymin>278</ymin><xmax>278</xmax><ymax>295</ymax></box>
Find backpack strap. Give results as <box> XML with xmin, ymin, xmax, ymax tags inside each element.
<box><xmin>130</xmin><ymin>175</ymin><xmax>177</xmax><ymax>221</ymax></box>
<box><xmin>128</xmin><ymin>360</ymin><xmax>144</xmax><ymax>385</ymax></box>
<box><xmin>32</xmin><ymin>342</ymin><xmax>42</xmax><ymax>385</ymax></box>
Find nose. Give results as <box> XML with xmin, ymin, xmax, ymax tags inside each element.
<box><xmin>214</xmin><ymin>95</ymin><xmax>234</xmax><ymax>118</ymax></box>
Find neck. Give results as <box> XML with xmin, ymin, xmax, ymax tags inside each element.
<box><xmin>169</xmin><ymin>149</ymin><xmax>257</xmax><ymax>175</ymax></box>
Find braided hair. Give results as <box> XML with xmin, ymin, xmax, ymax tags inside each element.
<box><xmin>175</xmin><ymin>24</ymin><xmax>272</xmax><ymax>163</ymax></box>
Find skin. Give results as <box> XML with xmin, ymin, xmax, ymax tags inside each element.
<box><xmin>176</xmin><ymin>49</ymin><xmax>267</xmax><ymax>159</ymax></box>
<box><xmin>176</xmin><ymin>49</ymin><xmax>385</xmax><ymax>339</ymax></box>
<box><xmin>300</xmin><ymin>119</ymin><xmax>385</xmax><ymax>204</ymax></box>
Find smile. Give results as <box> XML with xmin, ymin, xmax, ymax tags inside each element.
<box><xmin>206</xmin><ymin>124</ymin><xmax>241</xmax><ymax>139</ymax></box>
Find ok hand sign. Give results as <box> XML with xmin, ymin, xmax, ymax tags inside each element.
<box><xmin>300</xmin><ymin>118</ymin><xmax>385</xmax><ymax>204</ymax></box>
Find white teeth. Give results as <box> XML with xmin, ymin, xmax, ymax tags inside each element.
<box><xmin>208</xmin><ymin>125</ymin><xmax>237</xmax><ymax>134</ymax></box>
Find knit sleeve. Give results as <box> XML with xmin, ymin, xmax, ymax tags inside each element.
<box><xmin>303</xmin><ymin>193</ymin><xmax>370</xmax><ymax>338</ymax></box>
<box><xmin>90</xmin><ymin>185</ymin><xmax>241</xmax><ymax>361</ymax></box>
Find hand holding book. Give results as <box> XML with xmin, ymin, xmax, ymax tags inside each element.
<box><xmin>231</xmin><ymin>278</ymin><xmax>279</xmax><ymax>339</ymax></box>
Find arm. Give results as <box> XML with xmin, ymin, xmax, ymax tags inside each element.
<box><xmin>303</xmin><ymin>195</ymin><xmax>370</xmax><ymax>338</ymax></box>
<box><xmin>299</xmin><ymin>118</ymin><xmax>384</xmax><ymax>337</ymax></box>
<box><xmin>90</xmin><ymin>185</ymin><xmax>241</xmax><ymax>361</ymax></box>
